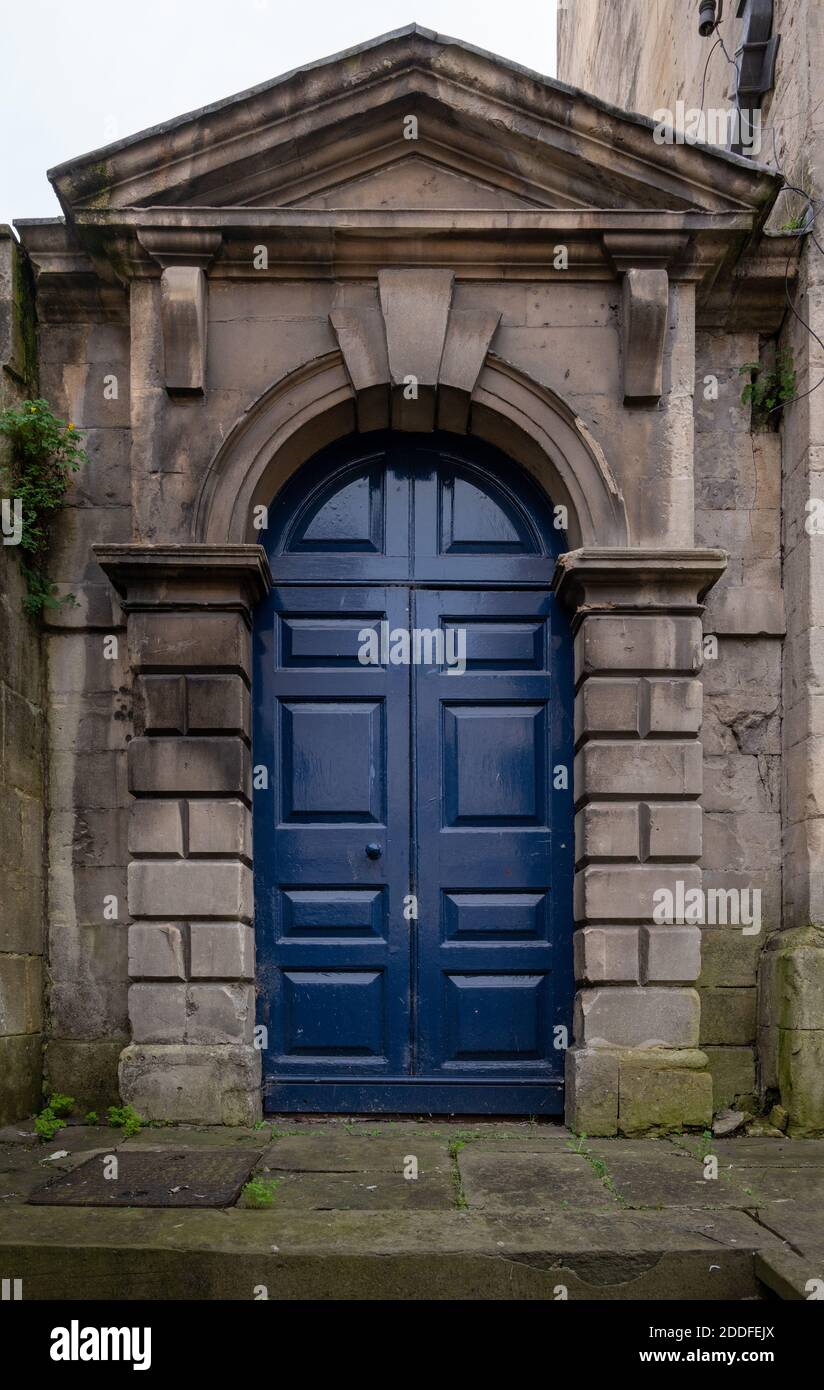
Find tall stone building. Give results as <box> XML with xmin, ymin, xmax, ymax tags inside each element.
<box><xmin>0</xmin><ymin>18</ymin><xmax>818</xmax><ymax>1134</ymax></box>
<box><xmin>559</xmin><ymin>0</ymin><xmax>824</xmax><ymax>1133</ymax></box>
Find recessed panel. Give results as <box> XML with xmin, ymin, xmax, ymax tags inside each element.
<box><xmin>280</xmin><ymin>615</ymin><xmax>385</xmax><ymax>668</ymax></box>
<box><xmin>282</xmin><ymin>970</ymin><xmax>385</xmax><ymax>1056</ymax></box>
<box><xmin>443</xmin><ymin>891</ymin><xmax>548</xmax><ymax>942</ymax></box>
<box><xmin>280</xmin><ymin>701</ymin><xmax>384</xmax><ymax>822</ymax></box>
<box><xmin>444</xmin><ymin>974</ymin><xmax>546</xmax><ymax>1060</ymax></box>
<box><xmin>281</xmin><ymin>888</ymin><xmax>385</xmax><ymax>941</ymax></box>
<box><xmin>443</xmin><ymin>705</ymin><xmax>546</xmax><ymax>825</ymax></box>
<box><xmin>287</xmin><ymin>465</ymin><xmax>383</xmax><ymax>553</ymax></box>
<box><xmin>439</xmin><ymin>470</ymin><xmax>538</xmax><ymax>554</ymax></box>
<box><xmin>442</xmin><ymin>620</ymin><xmax>545</xmax><ymax>671</ymax></box>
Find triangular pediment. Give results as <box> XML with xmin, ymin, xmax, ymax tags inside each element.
<box><xmin>48</xmin><ymin>24</ymin><xmax>778</xmax><ymax>219</ymax></box>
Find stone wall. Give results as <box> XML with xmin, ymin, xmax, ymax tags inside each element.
<box><xmin>559</xmin><ymin>0</ymin><xmax>824</xmax><ymax>1131</ymax></box>
<box><xmin>0</xmin><ymin>226</ymin><xmax>45</xmax><ymax>1123</ymax></box>
<box><xmin>35</xmin><ymin>290</ymin><xmax>133</xmax><ymax>1111</ymax></box>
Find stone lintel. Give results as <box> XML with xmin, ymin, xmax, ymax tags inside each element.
<box><xmin>553</xmin><ymin>547</ymin><xmax>727</xmax><ymax>620</ymax></box>
<box><xmin>93</xmin><ymin>544</ymin><xmax>272</xmax><ymax>612</ymax></box>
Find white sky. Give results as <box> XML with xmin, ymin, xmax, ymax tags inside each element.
<box><xmin>0</xmin><ymin>1</ymin><xmax>558</xmax><ymax>227</ymax></box>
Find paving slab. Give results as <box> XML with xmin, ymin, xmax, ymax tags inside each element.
<box><xmin>257</xmin><ymin>1135</ymin><xmax>450</xmax><ymax>1173</ymax></box>
<box><xmin>242</xmin><ymin>1168</ymin><xmax>456</xmax><ymax>1211</ymax></box>
<box><xmin>673</xmin><ymin>1136</ymin><xmax>824</xmax><ymax>1166</ymax></box>
<box><xmin>458</xmin><ymin>1148</ymin><xmax>617</xmax><ymax>1212</ymax></box>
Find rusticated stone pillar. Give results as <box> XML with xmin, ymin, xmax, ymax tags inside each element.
<box><xmin>94</xmin><ymin>544</ymin><xmax>271</xmax><ymax>1124</ymax></box>
<box><xmin>554</xmin><ymin>548</ymin><xmax>726</xmax><ymax>1135</ymax></box>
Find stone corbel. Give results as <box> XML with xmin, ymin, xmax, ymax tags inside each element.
<box><xmin>328</xmin><ymin>272</ymin><xmax>500</xmax><ymax>433</ymax></box>
<box><xmin>603</xmin><ymin>233</ymin><xmax>690</xmax><ymax>407</ymax></box>
<box><xmin>136</xmin><ymin>230</ymin><xmax>222</xmax><ymax>396</ymax></box>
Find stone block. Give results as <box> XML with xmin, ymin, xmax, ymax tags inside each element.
<box><xmin>128</xmin><ymin>737</ymin><xmax>250</xmax><ymax>797</ymax></box>
<box><xmin>128</xmin><ymin>924</ymin><xmax>186</xmax><ymax>980</ymax></box>
<box><xmin>189</xmin><ymin>922</ymin><xmax>254</xmax><ymax>979</ymax></box>
<box><xmin>640</xmin><ymin>926</ymin><xmax>701</xmax><ymax>983</ymax></box>
<box><xmin>186</xmin><ymin>674</ymin><xmax>249</xmax><ymax>735</ymax></box>
<box><xmin>646</xmin><ymin>678</ymin><xmax>702</xmax><ymax>734</ymax></box>
<box><xmin>43</xmin><ymin>1038</ymin><xmax>125</xmax><ymax>1114</ymax></box>
<box><xmin>698</xmin><ymin>929</ymin><xmax>761</xmax><ymax>988</ymax></box>
<box><xmin>575</xmin><ymin>986</ymin><xmax>700</xmax><ymax>1047</ymax></box>
<box><xmin>49</xmin><ymin>980</ymin><xmax>128</xmax><ymax>1038</ymax></box>
<box><xmin>2</xmin><ymin>688</ymin><xmax>43</xmax><ymax>799</ymax></box>
<box><xmin>135</xmin><ymin>675</ymin><xmax>185</xmax><ymax>734</ymax></box>
<box><xmin>0</xmin><ymin>955</ymin><xmax>42</xmax><ymax>1035</ymax></box>
<box><xmin>564</xmin><ymin>1047</ymin><xmax>619</xmax><ymax>1136</ymax></box>
<box><xmin>618</xmin><ymin>1065</ymin><xmax>712</xmax><ymax>1135</ymax></box>
<box><xmin>779</xmin><ymin>1028</ymin><xmax>824</xmax><ymax>1137</ymax></box>
<box><xmin>0</xmin><ymin>1034</ymin><xmax>42</xmax><ymax>1126</ymax></box>
<box><xmin>698</xmin><ymin>987</ymin><xmax>757</xmax><ymax>1045</ymax></box>
<box><xmin>130</xmin><ymin>611</ymin><xmax>251</xmax><ymax>674</ymax></box>
<box><xmin>186</xmin><ymin>984</ymin><xmax>255</xmax><ymax>1043</ymax></box>
<box><xmin>575</xmin><ymin>678</ymin><xmax>640</xmax><ymax>740</ymax></box>
<box><xmin>128</xmin><ymin>800</ymin><xmax>184</xmax><ymax>857</ymax></box>
<box><xmin>574</xmin><ymin>926</ymin><xmax>639</xmax><ymax>983</ymax></box>
<box><xmin>575</xmin><ymin>864</ymin><xmax>702</xmax><ymax>923</ymax></box>
<box><xmin>575</xmin><ymin>802</ymin><xmax>639</xmax><ymax>862</ymax></box>
<box><xmin>576</xmin><ymin>741</ymin><xmax>702</xmax><ymax>800</ymax></box>
<box><xmin>128</xmin><ymin>860</ymin><xmax>253</xmax><ymax>921</ymax></box>
<box><xmin>119</xmin><ymin>1043</ymin><xmax>262</xmax><ymax>1125</ymax></box>
<box><xmin>129</xmin><ymin>983</ymin><xmax>187</xmax><ymax>1043</ymax></box>
<box><xmin>645</xmin><ymin>802</ymin><xmax>702</xmax><ymax>859</ymax></box>
<box><xmin>159</xmin><ymin>265</ymin><xmax>207</xmax><ymax>394</ymax></box>
<box><xmin>48</xmin><ymin>921</ymin><xmax>127</xmax><ymax>983</ymax></box>
<box><xmin>187</xmin><ymin>799</ymin><xmax>251</xmax><ymax>859</ymax></box>
<box><xmin>575</xmin><ymin>615</ymin><xmax>702</xmax><ymax>680</ymax></box>
<box><xmin>704</xmin><ymin>1046</ymin><xmax>757</xmax><ymax>1111</ymax></box>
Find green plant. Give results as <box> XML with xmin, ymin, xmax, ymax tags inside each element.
<box><xmin>107</xmin><ymin>1104</ymin><xmax>144</xmax><ymax>1138</ymax></box>
<box><xmin>83</xmin><ymin>1111</ymin><xmax>99</xmax><ymax>1126</ymax></box>
<box><xmin>240</xmin><ymin>1176</ymin><xmax>282</xmax><ymax>1208</ymax></box>
<box><xmin>740</xmin><ymin>350</ymin><xmax>796</xmax><ymax>427</ymax></box>
<box><xmin>0</xmin><ymin>397</ymin><xmax>87</xmax><ymax>615</ymax></box>
<box><xmin>34</xmin><ymin>1093</ymin><xmax>76</xmax><ymax>1141</ymax></box>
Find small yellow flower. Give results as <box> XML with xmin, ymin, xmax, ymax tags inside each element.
<box><xmin>67</xmin><ymin>423</ymin><xmax>74</xmax><ymax>432</ymax></box>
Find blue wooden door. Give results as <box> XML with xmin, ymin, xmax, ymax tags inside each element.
<box><xmin>254</xmin><ymin>434</ymin><xmax>573</xmax><ymax>1113</ymax></box>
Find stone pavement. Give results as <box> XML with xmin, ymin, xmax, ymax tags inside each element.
<box><xmin>1</xmin><ymin>1118</ymin><xmax>823</xmax><ymax>1300</ymax></box>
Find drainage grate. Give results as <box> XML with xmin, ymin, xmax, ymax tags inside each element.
<box><xmin>28</xmin><ymin>1149</ymin><xmax>258</xmax><ymax>1208</ymax></box>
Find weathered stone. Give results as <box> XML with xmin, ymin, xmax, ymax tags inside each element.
<box><xmin>186</xmin><ymin>984</ymin><xmax>255</xmax><ymax>1043</ymax></box>
<box><xmin>189</xmin><ymin>923</ymin><xmax>254</xmax><ymax>980</ymax></box>
<box><xmin>128</xmin><ymin>924</ymin><xmax>187</xmax><ymax>980</ymax></box>
<box><xmin>119</xmin><ymin>1043</ymin><xmax>262</xmax><ymax>1125</ymax></box>
<box><xmin>640</xmin><ymin>926</ymin><xmax>701</xmax><ymax>983</ymax></box>
<box><xmin>130</xmin><ymin>612</ymin><xmax>250</xmax><ymax>674</ymax></box>
<box><xmin>129</xmin><ymin>984</ymin><xmax>187</xmax><ymax>1043</ymax></box>
<box><xmin>188</xmin><ymin>800</ymin><xmax>251</xmax><ymax>859</ymax></box>
<box><xmin>128</xmin><ymin>861</ymin><xmax>253</xmax><ymax>920</ymax></box>
<box><xmin>704</xmin><ymin>1046</ymin><xmax>757</xmax><ymax>1111</ymax></box>
<box><xmin>128</xmin><ymin>800</ymin><xmax>185</xmax><ymax>857</ymax></box>
<box><xmin>186</xmin><ymin>675</ymin><xmax>249</xmax><ymax>735</ymax></box>
<box><xmin>576</xmin><ymin>741</ymin><xmax>702</xmax><ymax>800</ymax></box>
<box><xmin>564</xmin><ymin>1047</ymin><xmax>619</xmax><ymax>1136</ymax></box>
<box><xmin>0</xmin><ymin>955</ymin><xmax>42</xmax><ymax>1035</ymax></box>
<box><xmin>128</xmin><ymin>738</ymin><xmax>250</xmax><ymax>797</ymax></box>
<box><xmin>574</xmin><ymin>927</ymin><xmax>639</xmax><ymax>983</ymax></box>
<box><xmin>576</xmin><ymin>987</ymin><xmax>700</xmax><ymax>1048</ymax></box>
<box><xmin>699</xmin><ymin>987</ymin><xmax>757</xmax><ymax>1046</ymax></box>
<box><xmin>712</xmin><ymin>1109</ymin><xmax>747</xmax><ymax>1137</ymax></box>
<box><xmin>618</xmin><ymin>1065</ymin><xmax>712</xmax><ymax>1135</ymax></box>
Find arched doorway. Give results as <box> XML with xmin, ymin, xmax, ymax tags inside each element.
<box><xmin>253</xmin><ymin>431</ymin><xmax>574</xmax><ymax>1113</ymax></box>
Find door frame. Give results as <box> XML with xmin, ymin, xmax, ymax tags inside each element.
<box><xmin>253</xmin><ymin>430</ymin><xmax>574</xmax><ymax>1115</ymax></box>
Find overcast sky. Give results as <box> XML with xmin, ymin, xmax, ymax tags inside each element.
<box><xmin>0</xmin><ymin>1</ymin><xmax>558</xmax><ymax>227</ymax></box>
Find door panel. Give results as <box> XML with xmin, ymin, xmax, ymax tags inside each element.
<box><xmin>413</xmin><ymin>590</ymin><xmax>569</xmax><ymax>1089</ymax></box>
<box><xmin>255</xmin><ymin>586</ymin><xmax>411</xmax><ymax>1082</ymax></box>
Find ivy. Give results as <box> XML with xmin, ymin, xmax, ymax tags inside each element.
<box><xmin>739</xmin><ymin>350</ymin><xmax>797</xmax><ymax>429</ymax></box>
<box><xmin>0</xmin><ymin>397</ymin><xmax>87</xmax><ymax>616</ymax></box>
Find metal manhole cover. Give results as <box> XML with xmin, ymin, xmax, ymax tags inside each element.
<box><xmin>28</xmin><ymin>1149</ymin><xmax>257</xmax><ymax>1208</ymax></box>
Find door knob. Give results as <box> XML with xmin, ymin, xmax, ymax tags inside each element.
<box><xmin>365</xmin><ymin>842</ymin><xmax>383</xmax><ymax>859</ymax></box>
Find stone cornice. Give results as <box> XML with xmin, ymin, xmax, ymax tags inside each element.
<box><xmin>553</xmin><ymin>547</ymin><xmax>728</xmax><ymax>617</ymax></box>
<box><xmin>93</xmin><ymin>544</ymin><xmax>272</xmax><ymax>610</ymax></box>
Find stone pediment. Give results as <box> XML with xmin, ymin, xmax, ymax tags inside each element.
<box><xmin>48</xmin><ymin>24</ymin><xmax>777</xmax><ymax>218</ymax></box>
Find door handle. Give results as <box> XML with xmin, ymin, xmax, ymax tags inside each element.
<box><xmin>365</xmin><ymin>842</ymin><xmax>383</xmax><ymax>859</ymax></box>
